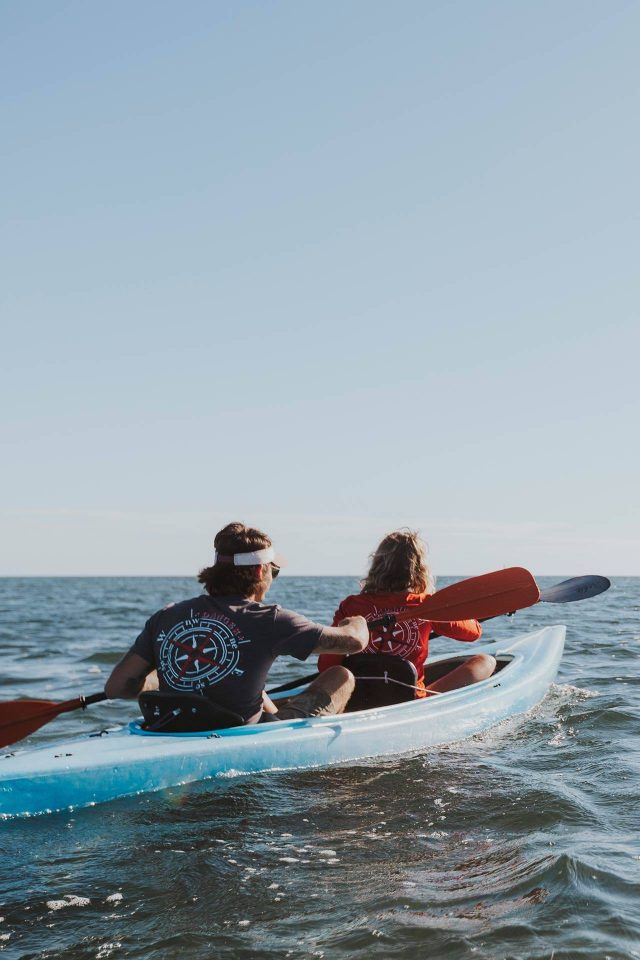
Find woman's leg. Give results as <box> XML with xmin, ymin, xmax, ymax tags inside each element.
<box><xmin>425</xmin><ymin>654</ymin><xmax>496</xmax><ymax>695</ymax></box>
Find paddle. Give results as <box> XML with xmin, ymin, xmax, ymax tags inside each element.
<box><xmin>368</xmin><ymin>566</ymin><xmax>539</xmax><ymax>630</ymax></box>
<box><xmin>538</xmin><ymin>575</ymin><xmax>610</xmax><ymax>604</ymax></box>
<box><xmin>429</xmin><ymin>573</ymin><xmax>612</xmax><ymax>638</ymax></box>
<box><xmin>267</xmin><ymin>572</ymin><xmax>611</xmax><ymax>695</ymax></box>
<box><xmin>0</xmin><ymin>692</ymin><xmax>106</xmax><ymax>750</ymax></box>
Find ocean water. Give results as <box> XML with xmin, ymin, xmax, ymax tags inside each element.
<box><xmin>0</xmin><ymin>575</ymin><xmax>638</xmax><ymax>960</ymax></box>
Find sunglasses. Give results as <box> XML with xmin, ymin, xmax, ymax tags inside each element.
<box><xmin>270</xmin><ymin>563</ymin><xmax>281</xmax><ymax>579</ymax></box>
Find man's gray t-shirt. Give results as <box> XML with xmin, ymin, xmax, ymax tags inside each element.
<box><xmin>132</xmin><ymin>594</ymin><xmax>325</xmax><ymax>721</ymax></box>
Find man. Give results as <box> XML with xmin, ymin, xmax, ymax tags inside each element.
<box><xmin>105</xmin><ymin>522</ymin><xmax>369</xmax><ymax>723</ymax></box>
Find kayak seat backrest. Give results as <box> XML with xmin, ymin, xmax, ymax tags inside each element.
<box><xmin>138</xmin><ymin>691</ymin><xmax>245</xmax><ymax>733</ymax></box>
<box><xmin>342</xmin><ymin>654</ymin><xmax>418</xmax><ymax>712</ymax></box>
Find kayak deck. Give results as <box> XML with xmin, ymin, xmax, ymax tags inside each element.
<box><xmin>0</xmin><ymin>625</ymin><xmax>565</xmax><ymax>819</ymax></box>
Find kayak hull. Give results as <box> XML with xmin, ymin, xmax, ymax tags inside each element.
<box><xmin>0</xmin><ymin>625</ymin><xmax>565</xmax><ymax>819</ymax></box>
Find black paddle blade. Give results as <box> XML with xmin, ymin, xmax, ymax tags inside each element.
<box><xmin>539</xmin><ymin>575</ymin><xmax>611</xmax><ymax>604</ymax></box>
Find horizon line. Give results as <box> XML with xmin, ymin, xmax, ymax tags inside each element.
<box><xmin>0</xmin><ymin>572</ymin><xmax>628</xmax><ymax>579</ymax></box>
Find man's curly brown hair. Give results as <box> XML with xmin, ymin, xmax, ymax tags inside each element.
<box><xmin>198</xmin><ymin>522</ymin><xmax>272</xmax><ymax>597</ymax></box>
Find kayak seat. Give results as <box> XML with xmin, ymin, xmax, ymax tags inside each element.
<box><xmin>342</xmin><ymin>654</ymin><xmax>418</xmax><ymax>712</ymax></box>
<box><xmin>138</xmin><ymin>691</ymin><xmax>245</xmax><ymax>733</ymax></box>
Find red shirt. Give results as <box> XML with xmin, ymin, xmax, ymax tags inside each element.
<box><xmin>318</xmin><ymin>591</ymin><xmax>482</xmax><ymax>696</ymax></box>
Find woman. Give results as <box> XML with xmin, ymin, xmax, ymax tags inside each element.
<box><xmin>318</xmin><ymin>530</ymin><xmax>496</xmax><ymax>696</ymax></box>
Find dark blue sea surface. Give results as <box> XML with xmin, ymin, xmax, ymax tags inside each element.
<box><xmin>0</xmin><ymin>576</ymin><xmax>638</xmax><ymax>959</ymax></box>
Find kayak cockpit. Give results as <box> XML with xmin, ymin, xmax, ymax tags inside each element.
<box><xmin>128</xmin><ymin>653</ymin><xmax>518</xmax><ymax>738</ymax></box>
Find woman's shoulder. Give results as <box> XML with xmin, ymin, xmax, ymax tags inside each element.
<box><xmin>340</xmin><ymin>590</ymin><xmax>429</xmax><ymax>610</ymax></box>
<box><xmin>335</xmin><ymin>593</ymin><xmax>362</xmax><ymax>610</ymax></box>
<box><xmin>364</xmin><ymin>590</ymin><xmax>429</xmax><ymax>604</ymax></box>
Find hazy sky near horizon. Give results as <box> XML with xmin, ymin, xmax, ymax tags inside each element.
<box><xmin>2</xmin><ymin>0</ymin><xmax>639</xmax><ymax>577</ymax></box>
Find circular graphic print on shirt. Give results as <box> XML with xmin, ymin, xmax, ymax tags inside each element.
<box><xmin>158</xmin><ymin>614</ymin><xmax>245</xmax><ymax>692</ymax></box>
<box><xmin>367</xmin><ymin>616</ymin><xmax>421</xmax><ymax>657</ymax></box>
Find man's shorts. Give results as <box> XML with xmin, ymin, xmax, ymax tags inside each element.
<box><xmin>261</xmin><ymin>688</ymin><xmax>338</xmax><ymax>722</ymax></box>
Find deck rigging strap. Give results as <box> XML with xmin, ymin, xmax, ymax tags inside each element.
<box><xmin>353</xmin><ymin>672</ymin><xmax>441</xmax><ymax>695</ymax></box>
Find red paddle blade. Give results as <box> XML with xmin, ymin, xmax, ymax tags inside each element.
<box><xmin>0</xmin><ymin>697</ymin><xmax>83</xmax><ymax>749</ymax></box>
<box><xmin>395</xmin><ymin>567</ymin><xmax>540</xmax><ymax>624</ymax></box>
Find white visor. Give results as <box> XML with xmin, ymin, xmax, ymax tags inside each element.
<box><xmin>215</xmin><ymin>546</ymin><xmax>276</xmax><ymax>566</ymax></box>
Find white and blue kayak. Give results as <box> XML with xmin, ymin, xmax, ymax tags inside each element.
<box><xmin>0</xmin><ymin>625</ymin><xmax>565</xmax><ymax>819</ymax></box>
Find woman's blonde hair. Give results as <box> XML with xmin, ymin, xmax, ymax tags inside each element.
<box><xmin>361</xmin><ymin>529</ymin><xmax>434</xmax><ymax>595</ymax></box>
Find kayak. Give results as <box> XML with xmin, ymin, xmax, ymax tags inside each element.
<box><xmin>0</xmin><ymin>625</ymin><xmax>565</xmax><ymax>819</ymax></box>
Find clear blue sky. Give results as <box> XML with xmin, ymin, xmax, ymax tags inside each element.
<box><xmin>2</xmin><ymin>0</ymin><xmax>638</xmax><ymax>576</ymax></box>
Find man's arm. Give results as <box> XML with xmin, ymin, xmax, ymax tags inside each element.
<box><xmin>311</xmin><ymin>615</ymin><xmax>369</xmax><ymax>655</ymax></box>
<box><xmin>105</xmin><ymin>648</ymin><xmax>155</xmax><ymax>700</ymax></box>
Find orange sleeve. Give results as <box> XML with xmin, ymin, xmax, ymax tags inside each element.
<box><xmin>431</xmin><ymin>619</ymin><xmax>482</xmax><ymax>642</ymax></box>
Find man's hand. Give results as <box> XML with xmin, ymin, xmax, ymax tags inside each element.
<box><xmin>141</xmin><ymin>670</ymin><xmax>159</xmax><ymax>693</ymax></box>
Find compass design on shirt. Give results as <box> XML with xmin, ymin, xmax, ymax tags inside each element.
<box><xmin>158</xmin><ymin>613</ymin><xmax>247</xmax><ymax>692</ymax></box>
<box><xmin>366</xmin><ymin>612</ymin><xmax>421</xmax><ymax>657</ymax></box>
